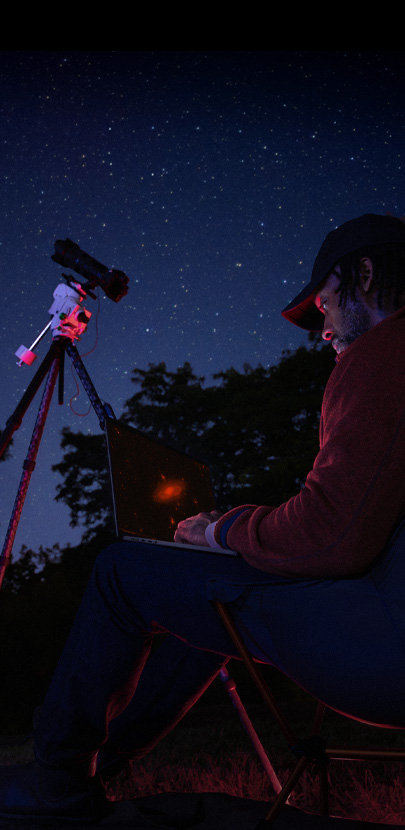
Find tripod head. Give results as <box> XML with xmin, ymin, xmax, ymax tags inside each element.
<box><xmin>15</xmin><ymin>239</ymin><xmax>129</xmax><ymax>367</ymax></box>
<box><xmin>48</xmin><ymin>281</ymin><xmax>92</xmax><ymax>340</ymax></box>
<box><xmin>15</xmin><ymin>280</ymin><xmax>92</xmax><ymax>367</ymax></box>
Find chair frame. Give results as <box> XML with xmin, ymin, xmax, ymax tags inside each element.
<box><xmin>213</xmin><ymin>600</ymin><xmax>405</xmax><ymax>827</ymax></box>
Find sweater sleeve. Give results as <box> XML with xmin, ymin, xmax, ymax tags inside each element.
<box><xmin>214</xmin><ymin>321</ymin><xmax>405</xmax><ymax>578</ymax></box>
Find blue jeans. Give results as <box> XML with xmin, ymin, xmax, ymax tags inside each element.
<box><xmin>34</xmin><ymin>528</ymin><xmax>405</xmax><ymax>773</ymax></box>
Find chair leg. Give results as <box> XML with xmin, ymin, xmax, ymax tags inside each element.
<box><xmin>263</xmin><ymin>755</ymin><xmax>309</xmax><ymax>824</ymax></box>
<box><xmin>219</xmin><ymin>666</ymin><xmax>282</xmax><ymax>795</ymax></box>
<box><xmin>319</xmin><ymin>760</ymin><xmax>329</xmax><ymax>816</ymax></box>
<box><xmin>212</xmin><ymin>601</ymin><xmax>296</xmax><ymax>745</ymax></box>
<box><xmin>213</xmin><ymin>601</ymin><xmax>332</xmax><ymax>822</ymax></box>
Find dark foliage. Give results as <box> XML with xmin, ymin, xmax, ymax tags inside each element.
<box><xmin>121</xmin><ymin>343</ymin><xmax>335</xmax><ymax>514</ymax></box>
<box><xmin>52</xmin><ymin>431</ymin><xmax>114</xmax><ymax>539</ymax></box>
<box><xmin>51</xmin><ymin>342</ymin><xmax>335</xmax><ymax>532</ymax></box>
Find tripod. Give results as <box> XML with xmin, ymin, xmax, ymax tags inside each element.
<box><xmin>0</xmin><ymin>336</ymin><xmax>114</xmax><ymax>590</ymax></box>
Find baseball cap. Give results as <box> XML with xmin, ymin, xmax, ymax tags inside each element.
<box><xmin>281</xmin><ymin>214</ymin><xmax>405</xmax><ymax>331</ymax></box>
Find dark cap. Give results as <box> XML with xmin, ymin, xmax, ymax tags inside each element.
<box><xmin>281</xmin><ymin>214</ymin><xmax>405</xmax><ymax>331</ymax></box>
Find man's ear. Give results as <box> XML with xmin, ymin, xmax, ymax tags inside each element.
<box><xmin>358</xmin><ymin>257</ymin><xmax>374</xmax><ymax>293</ymax></box>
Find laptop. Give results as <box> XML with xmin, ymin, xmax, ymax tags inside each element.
<box><xmin>105</xmin><ymin>417</ymin><xmax>237</xmax><ymax>555</ymax></box>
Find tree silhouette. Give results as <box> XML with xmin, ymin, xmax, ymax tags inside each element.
<box><xmin>52</xmin><ymin>342</ymin><xmax>335</xmax><ymax>532</ymax></box>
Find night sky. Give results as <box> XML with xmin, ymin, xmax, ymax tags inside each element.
<box><xmin>0</xmin><ymin>50</ymin><xmax>404</xmax><ymax>557</ymax></box>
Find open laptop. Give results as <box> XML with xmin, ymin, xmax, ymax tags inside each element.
<box><xmin>105</xmin><ymin>417</ymin><xmax>237</xmax><ymax>555</ymax></box>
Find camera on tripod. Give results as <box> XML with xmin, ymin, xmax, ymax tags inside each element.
<box><xmin>16</xmin><ymin>239</ymin><xmax>129</xmax><ymax>366</ymax></box>
<box><xmin>1</xmin><ymin>239</ymin><xmax>130</xmax><ymax>587</ymax></box>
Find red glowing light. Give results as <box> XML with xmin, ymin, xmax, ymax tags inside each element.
<box><xmin>153</xmin><ymin>478</ymin><xmax>186</xmax><ymax>503</ymax></box>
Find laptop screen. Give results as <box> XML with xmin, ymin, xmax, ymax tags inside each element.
<box><xmin>105</xmin><ymin>418</ymin><xmax>216</xmax><ymax>542</ymax></box>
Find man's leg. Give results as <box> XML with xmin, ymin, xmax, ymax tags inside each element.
<box><xmin>0</xmin><ymin>540</ymin><xmax>270</xmax><ymax>819</ymax></box>
<box><xmin>34</xmin><ymin>542</ymin><xmax>257</xmax><ymax>770</ymax></box>
<box><xmin>95</xmin><ymin>634</ymin><xmax>229</xmax><ymax>780</ymax></box>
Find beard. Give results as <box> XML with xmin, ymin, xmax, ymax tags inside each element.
<box><xmin>332</xmin><ymin>298</ymin><xmax>373</xmax><ymax>354</ymax></box>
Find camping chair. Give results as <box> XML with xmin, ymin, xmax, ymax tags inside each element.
<box><xmin>213</xmin><ymin>598</ymin><xmax>405</xmax><ymax>828</ymax></box>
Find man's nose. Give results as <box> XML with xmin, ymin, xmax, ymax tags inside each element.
<box><xmin>322</xmin><ymin>320</ymin><xmax>334</xmax><ymax>341</ymax></box>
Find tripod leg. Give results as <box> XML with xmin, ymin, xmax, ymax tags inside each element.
<box><xmin>0</xmin><ymin>338</ymin><xmax>112</xmax><ymax>590</ymax></box>
<box><xmin>66</xmin><ymin>343</ymin><xmax>114</xmax><ymax>427</ymax></box>
<box><xmin>0</xmin><ymin>355</ymin><xmax>60</xmax><ymax>589</ymax></box>
<box><xmin>0</xmin><ymin>343</ymin><xmax>59</xmax><ymax>461</ymax></box>
<box><xmin>58</xmin><ymin>345</ymin><xmax>65</xmax><ymax>405</ymax></box>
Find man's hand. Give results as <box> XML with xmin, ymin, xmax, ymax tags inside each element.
<box><xmin>174</xmin><ymin>511</ymin><xmax>222</xmax><ymax>546</ymax></box>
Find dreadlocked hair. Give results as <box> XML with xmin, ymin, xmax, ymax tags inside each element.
<box><xmin>335</xmin><ymin>243</ymin><xmax>405</xmax><ymax>311</ymax></box>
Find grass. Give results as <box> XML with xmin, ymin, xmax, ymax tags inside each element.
<box><xmin>2</xmin><ymin>697</ymin><xmax>405</xmax><ymax>825</ymax></box>
<box><xmin>103</xmin><ymin>702</ymin><xmax>405</xmax><ymax>825</ymax></box>
<box><xmin>109</xmin><ymin>753</ymin><xmax>405</xmax><ymax>825</ymax></box>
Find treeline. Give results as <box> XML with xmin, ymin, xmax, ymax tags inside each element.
<box><xmin>0</xmin><ymin>340</ymin><xmax>335</xmax><ymax>732</ymax></box>
<box><xmin>51</xmin><ymin>342</ymin><xmax>334</xmax><ymax>536</ymax></box>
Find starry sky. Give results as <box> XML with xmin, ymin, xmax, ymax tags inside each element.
<box><xmin>0</xmin><ymin>50</ymin><xmax>404</xmax><ymax>558</ymax></box>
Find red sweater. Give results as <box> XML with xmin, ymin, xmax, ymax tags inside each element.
<box><xmin>214</xmin><ymin>307</ymin><xmax>405</xmax><ymax>577</ymax></box>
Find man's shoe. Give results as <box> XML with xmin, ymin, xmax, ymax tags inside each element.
<box><xmin>0</xmin><ymin>760</ymin><xmax>110</xmax><ymax>821</ymax></box>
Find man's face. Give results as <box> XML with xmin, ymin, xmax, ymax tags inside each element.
<box><xmin>315</xmin><ymin>272</ymin><xmax>373</xmax><ymax>355</ymax></box>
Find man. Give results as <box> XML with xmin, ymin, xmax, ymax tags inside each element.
<box><xmin>2</xmin><ymin>213</ymin><xmax>405</xmax><ymax>821</ymax></box>
<box><xmin>177</xmin><ymin>213</ymin><xmax>405</xmax><ymax>578</ymax></box>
